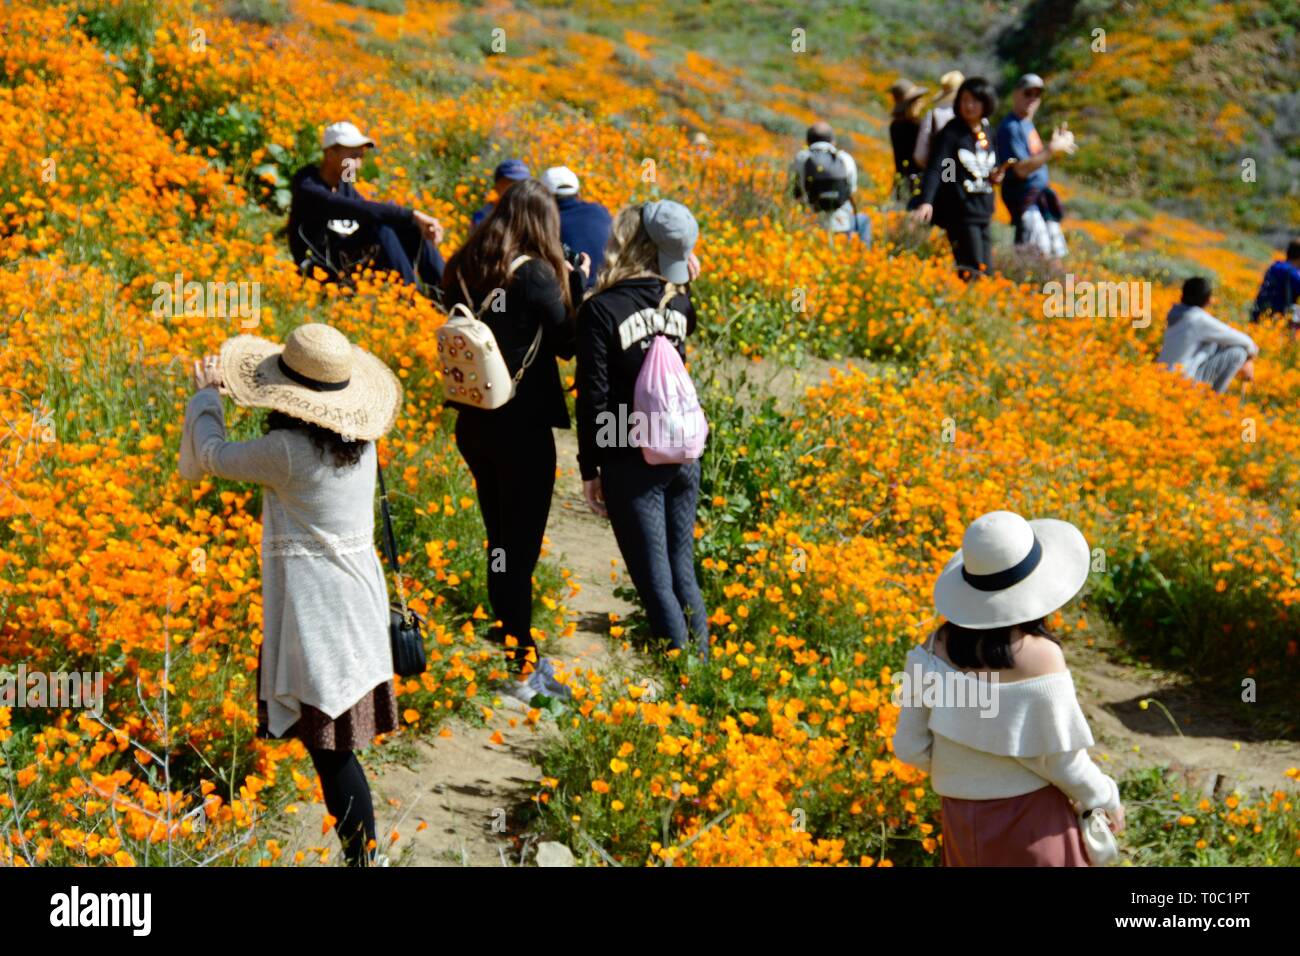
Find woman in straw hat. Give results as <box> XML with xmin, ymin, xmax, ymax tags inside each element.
<box><xmin>180</xmin><ymin>322</ymin><xmax>403</xmax><ymax>867</ymax></box>
<box><xmin>911</xmin><ymin>69</ymin><xmax>964</xmax><ymax>172</ymax></box>
<box><xmin>892</xmin><ymin>511</ymin><xmax>1126</xmax><ymax>866</ymax></box>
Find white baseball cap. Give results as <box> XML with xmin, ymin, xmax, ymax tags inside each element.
<box><xmin>541</xmin><ymin>166</ymin><xmax>580</xmax><ymax>197</ymax></box>
<box><xmin>322</xmin><ymin>121</ymin><xmax>375</xmax><ymax>150</ymax></box>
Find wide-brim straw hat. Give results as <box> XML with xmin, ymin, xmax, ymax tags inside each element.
<box><xmin>933</xmin><ymin>511</ymin><xmax>1090</xmax><ymax>629</ymax></box>
<box><xmin>219</xmin><ymin>323</ymin><xmax>401</xmax><ymax>442</ymax></box>
<box><xmin>933</xmin><ymin>70</ymin><xmax>965</xmax><ymax>108</ymax></box>
<box><xmin>890</xmin><ymin>79</ymin><xmax>929</xmax><ymax>116</ymax></box>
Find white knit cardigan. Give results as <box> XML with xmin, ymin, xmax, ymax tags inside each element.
<box><xmin>892</xmin><ymin>640</ymin><xmax>1121</xmax><ymax>812</ymax></box>
<box><xmin>179</xmin><ymin>387</ymin><xmax>393</xmax><ymax>737</ymax></box>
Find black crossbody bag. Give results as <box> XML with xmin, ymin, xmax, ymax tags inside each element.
<box><xmin>377</xmin><ymin>459</ymin><xmax>427</xmax><ymax>677</ymax></box>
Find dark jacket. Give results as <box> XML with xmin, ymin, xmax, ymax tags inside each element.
<box><xmin>557</xmin><ymin>196</ymin><xmax>613</xmax><ymax>290</ymax></box>
<box><xmin>575</xmin><ymin>277</ymin><xmax>697</xmax><ymax>480</ymax></box>
<box><xmin>287</xmin><ymin>165</ymin><xmax>413</xmax><ymax>265</ymax></box>
<box><xmin>889</xmin><ymin>118</ymin><xmax>921</xmax><ymax>177</ymax></box>
<box><xmin>443</xmin><ymin>258</ymin><xmax>582</xmax><ymax>431</ymax></box>
<box><xmin>918</xmin><ymin>118</ymin><xmax>998</xmax><ymax>226</ymax></box>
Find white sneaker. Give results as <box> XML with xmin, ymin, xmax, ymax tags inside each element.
<box><xmin>495</xmin><ymin>678</ymin><xmax>536</xmax><ymax>708</ymax></box>
<box><xmin>530</xmin><ymin>659</ymin><xmax>572</xmax><ymax>700</ymax></box>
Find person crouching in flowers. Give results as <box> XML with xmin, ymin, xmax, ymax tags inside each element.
<box><xmin>892</xmin><ymin>511</ymin><xmax>1125</xmax><ymax>866</ymax></box>
<box><xmin>180</xmin><ymin>323</ymin><xmax>403</xmax><ymax>867</ymax></box>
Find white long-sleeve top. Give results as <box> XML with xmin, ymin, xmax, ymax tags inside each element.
<box><xmin>892</xmin><ymin>641</ymin><xmax>1121</xmax><ymax>812</ymax></box>
<box><xmin>179</xmin><ymin>387</ymin><xmax>393</xmax><ymax>736</ymax></box>
<box><xmin>1157</xmin><ymin>304</ymin><xmax>1258</xmax><ymax>381</ymax></box>
<box><xmin>912</xmin><ymin>105</ymin><xmax>955</xmax><ymax>169</ymax></box>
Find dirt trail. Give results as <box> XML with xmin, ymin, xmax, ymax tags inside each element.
<box><xmin>284</xmin><ymin>428</ymin><xmax>639</xmax><ymax>866</ymax></box>
<box><xmin>1068</xmin><ymin>639</ymin><xmax>1299</xmax><ymax>796</ymax></box>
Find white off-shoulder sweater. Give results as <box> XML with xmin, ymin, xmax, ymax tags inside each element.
<box><xmin>892</xmin><ymin>641</ymin><xmax>1121</xmax><ymax>812</ymax></box>
<box><xmin>179</xmin><ymin>387</ymin><xmax>393</xmax><ymax>737</ymax></box>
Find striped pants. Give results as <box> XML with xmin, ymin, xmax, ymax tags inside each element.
<box><xmin>1196</xmin><ymin>345</ymin><xmax>1250</xmax><ymax>394</ymax></box>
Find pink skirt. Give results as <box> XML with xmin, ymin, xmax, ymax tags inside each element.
<box><xmin>941</xmin><ymin>785</ymin><xmax>1090</xmax><ymax>867</ymax></box>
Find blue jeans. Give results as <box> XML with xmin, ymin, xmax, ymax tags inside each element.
<box><xmin>600</xmin><ymin>454</ymin><xmax>709</xmax><ymax>659</ymax></box>
<box><xmin>372</xmin><ymin>220</ymin><xmax>444</xmax><ymax>289</ymax></box>
<box><xmin>850</xmin><ymin>212</ymin><xmax>872</xmax><ymax>244</ymax></box>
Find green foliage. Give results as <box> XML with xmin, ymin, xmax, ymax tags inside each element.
<box><xmin>225</xmin><ymin>0</ymin><xmax>293</xmax><ymax>26</ymax></box>
<box><xmin>339</xmin><ymin>0</ymin><xmax>407</xmax><ymax>14</ymax></box>
<box><xmin>72</xmin><ymin>0</ymin><xmax>160</xmax><ymax>54</ymax></box>
<box><xmin>1119</xmin><ymin>766</ymin><xmax>1300</xmax><ymax>866</ymax></box>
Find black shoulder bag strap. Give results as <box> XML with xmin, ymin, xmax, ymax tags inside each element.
<box><xmin>376</xmin><ymin>460</ymin><xmax>409</xmax><ymax>619</ymax></box>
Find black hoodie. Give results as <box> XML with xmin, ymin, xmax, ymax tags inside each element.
<box><xmin>917</xmin><ymin>117</ymin><xmax>998</xmax><ymax>225</ymax></box>
<box><xmin>575</xmin><ymin>277</ymin><xmax>698</xmax><ymax>481</ymax></box>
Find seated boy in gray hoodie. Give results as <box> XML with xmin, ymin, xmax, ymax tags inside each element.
<box><xmin>1157</xmin><ymin>277</ymin><xmax>1258</xmax><ymax>394</ymax></box>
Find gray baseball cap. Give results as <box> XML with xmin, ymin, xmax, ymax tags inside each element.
<box><xmin>641</xmin><ymin>200</ymin><xmax>699</xmax><ymax>283</ymax></box>
<box><xmin>1016</xmin><ymin>73</ymin><xmax>1045</xmax><ymax>91</ymax></box>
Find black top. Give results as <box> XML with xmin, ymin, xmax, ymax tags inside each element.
<box><xmin>917</xmin><ymin>118</ymin><xmax>998</xmax><ymax>225</ymax></box>
<box><xmin>574</xmin><ymin>277</ymin><xmax>698</xmax><ymax>480</ymax></box>
<box><xmin>287</xmin><ymin>164</ymin><xmax>413</xmax><ymax>265</ymax></box>
<box><xmin>443</xmin><ymin>258</ymin><xmax>582</xmax><ymax>431</ymax></box>
<box><xmin>889</xmin><ymin>118</ymin><xmax>920</xmax><ymax>177</ymax></box>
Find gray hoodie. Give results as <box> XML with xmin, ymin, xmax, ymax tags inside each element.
<box><xmin>1158</xmin><ymin>304</ymin><xmax>1257</xmax><ymax>381</ymax></box>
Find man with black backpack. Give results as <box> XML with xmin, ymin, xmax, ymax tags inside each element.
<box><xmin>790</xmin><ymin>122</ymin><xmax>871</xmax><ymax>245</ymax></box>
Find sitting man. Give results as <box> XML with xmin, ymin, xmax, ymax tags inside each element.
<box><xmin>1249</xmin><ymin>237</ymin><xmax>1300</xmax><ymax>326</ymax></box>
<box><xmin>1158</xmin><ymin>277</ymin><xmax>1258</xmax><ymax>394</ymax></box>
<box><xmin>287</xmin><ymin>121</ymin><xmax>444</xmax><ymax>295</ymax></box>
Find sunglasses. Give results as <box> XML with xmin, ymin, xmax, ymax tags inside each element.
<box><xmin>1023</xmin><ymin>87</ymin><xmax>1043</xmax><ymax>98</ymax></box>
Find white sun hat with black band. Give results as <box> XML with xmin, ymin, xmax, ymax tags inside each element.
<box><xmin>933</xmin><ymin>511</ymin><xmax>1090</xmax><ymax>629</ymax></box>
<box><xmin>219</xmin><ymin>323</ymin><xmax>401</xmax><ymax>443</ymax></box>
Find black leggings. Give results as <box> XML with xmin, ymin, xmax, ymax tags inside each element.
<box><xmin>308</xmin><ymin>747</ymin><xmax>376</xmax><ymax>867</ymax></box>
<box><xmin>945</xmin><ymin>220</ymin><xmax>992</xmax><ymax>281</ymax></box>
<box><xmin>455</xmin><ymin>414</ymin><xmax>557</xmax><ymax>672</ymax></box>
<box><xmin>600</xmin><ymin>454</ymin><xmax>709</xmax><ymax>658</ymax></box>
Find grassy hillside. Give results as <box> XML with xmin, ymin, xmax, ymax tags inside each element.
<box><xmin>545</xmin><ymin>0</ymin><xmax>1299</xmax><ymax>241</ymax></box>
<box><xmin>999</xmin><ymin>0</ymin><xmax>1299</xmax><ymax>242</ymax></box>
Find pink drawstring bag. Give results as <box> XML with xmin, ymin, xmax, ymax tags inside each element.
<box><xmin>632</xmin><ymin>334</ymin><xmax>708</xmax><ymax>464</ymax></box>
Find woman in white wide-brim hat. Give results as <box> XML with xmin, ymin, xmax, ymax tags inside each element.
<box><xmin>179</xmin><ymin>322</ymin><xmax>402</xmax><ymax>867</ymax></box>
<box><xmin>892</xmin><ymin>510</ymin><xmax>1126</xmax><ymax>866</ymax></box>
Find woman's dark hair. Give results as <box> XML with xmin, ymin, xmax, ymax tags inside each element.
<box><xmin>956</xmin><ymin>77</ymin><xmax>998</xmax><ymax>120</ymax></box>
<box><xmin>265</xmin><ymin>411</ymin><xmax>366</xmax><ymax>468</ymax></box>
<box><xmin>1287</xmin><ymin>237</ymin><xmax>1300</xmax><ymax>262</ymax></box>
<box><xmin>939</xmin><ymin>617</ymin><xmax>1058</xmax><ymax>669</ymax></box>
<box><xmin>441</xmin><ymin>178</ymin><xmax>572</xmax><ymax>309</ymax></box>
<box><xmin>1181</xmin><ymin>276</ymin><xmax>1213</xmax><ymax>307</ymax></box>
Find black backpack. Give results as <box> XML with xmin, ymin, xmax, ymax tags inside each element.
<box><xmin>802</xmin><ymin>147</ymin><xmax>852</xmax><ymax>212</ymax></box>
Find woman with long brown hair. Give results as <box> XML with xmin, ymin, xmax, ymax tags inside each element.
<box><xmin>441</xmin><ymin>178</ymin><xmax>588</xmax><ymax>702</ymax></box>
